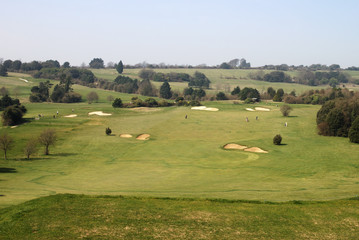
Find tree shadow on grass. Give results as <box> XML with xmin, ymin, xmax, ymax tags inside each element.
<box><xmin>287</xmin><ymin>116</ymin><xmax>298</xmax><ymax>118</ymax></box>
<box><xmin>0</xmin><ymin>167</ymin><xmax>17</xmax><ymax>173</ymax></box>
<box><xmin>50</xmin><ymin>153</ymin><xmax>78</xmax><ymax>157</ymax></box>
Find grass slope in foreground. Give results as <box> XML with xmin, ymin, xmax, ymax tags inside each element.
<box><xmin>1</xmin><ymin>194</ymin><xmax>359</xmax><ymax>239</ymax></box>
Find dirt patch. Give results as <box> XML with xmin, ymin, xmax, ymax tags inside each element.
<box><xmin>120</xmin><ymin>134</ymin><xmax>133</xmax><ymax>138</ymax></box>
<box><xmin>130</xmin><ymin>107</ymin><xmax>161</xmax><ymax>112</ymax></box>
<box><xmin>191</xmin><ymin>106</ymin><xmax>219</xmax><ymax>111</ymax></box>
<box><xmin>136</xmin><ymin>134</ymin><xmax>150</xmax><ymax>140</ymax></box>
<box><xmin>88</xmin><ymin>111</ymin><xmax>112</xmax><ymax>116</ymax></box>
<box><xmin>224</xmin><ymin>143</ymin><xmax>248</xmax><ymax>150</ymax></box>
<box><xmin>255</xmin><ymin>107</ymin><xmax>270</xmax><ymax>111</ymax></box>
<box><xmin>64</xmin><ymin>114</ymin><xmax>77</xmax><ymax>118</ymax></box>
<box><xmin>244</xmin><ymin>147</ymin><xmax>268</xmax><ymax>153</ymax></box>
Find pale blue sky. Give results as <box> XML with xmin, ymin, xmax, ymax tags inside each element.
<box><xmin>1</xmin><ymin>0</ymin><xmax>358</xmax><ymax>67</ymax></box>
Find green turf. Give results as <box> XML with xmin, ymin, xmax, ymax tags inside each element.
<box><xmin>1</xmin><ymin>194</ymin><xmax>359</xmax><ymax>239</ymax></box>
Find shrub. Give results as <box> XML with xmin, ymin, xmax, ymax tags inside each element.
<box><xmin>349</xmin><ymin>116</ymin><xmax>359</xmax><ymax>143</ymax></box>
<box><xmin>2</xmin><ymin>105</ymin><xmax>27</xmax><ymax>126</ymax></box>
<box><xmin>112</xmin><ymin>98</ymin><xmax>123</xmax><ymax>108</ymax></box>
<box><xmin>106</xmin><ymin>127</ymin><xmax>112</xmax><ymax>136</ymax></box>
<box><xmin>216</xmin><ymin>92</ymin><xmax>228</xmax><ymax>100</ymax></box>
<box><xmin>273</xmin><ymin>134</ymin><xmax>282</xmax><ymax>145</ymax></box>
<box><xmin>280</xmin><ymin>105</ymin><xmax>293</xmax><ymax>117</ymax></box>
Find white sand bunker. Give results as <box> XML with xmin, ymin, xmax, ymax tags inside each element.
<box><xmin>120</xmin><ymin>134</ymin><xmax>133</xmax><ymax>138</ymax></box>
<box><xmin>224</xmin><ymin>143</ymin><xmax>268</xmax><ymax>153</ymax></box>
<box><xmin>19</xmin><ymin>78</ymin><xmax>29</xmax><ymax>83</ymax></box>
<box><xmin>136</xmin><ymin>134</ymin><xmax>150</xmax><ymax>140</ymax></box>
<box><xmin>64</xmin><ymin>114</ymin><xmax>77</xmax><ymax>118</ymax></box>
<box><xmin>224</xmin><ymin>144</ymin><xmax>248</xmax><ymax>150</ymax></box>
<box><xmin>244</xmin><ymin>147</ymin><xmax>268</xmax><ymax>153</ymax></box>
<box><xmin>255</xmin><ymin>107</ymin><xmax>270</xmax><ymax>111</ymax></box>
<box><xmin>88</xmin><ymin>111</ymin><xmax>112</xmax><ymax>116</ymax></box>
<box><xmin>191</xmin><ymin>106</ymin><xmax>219</xmax><ymax>111</ymax></box>
<box><xmin>10</xmin><ymin>126</ymin><xmax>18</xmax><ymax>128</ymax></box>
<box><xmin>246</xmin><ymin>107</ymin><xmax>270</xmax><ymax>112</ymax></box>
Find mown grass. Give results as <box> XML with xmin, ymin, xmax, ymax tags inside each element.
<box><xmin>1</xmin><ymin>194</ymin><xmax>359</xmax><ymax>239</ymax></box>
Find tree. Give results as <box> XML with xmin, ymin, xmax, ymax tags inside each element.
<box><xmin>138</xmin><ymin>79</ymin><xmax>155</xmax><ymax>96</ymax></box>
<box><xmin>2</xmin><ymin>105</ymin><xmax>27</xmax><ymax>126</ymax></box>
<box><xmin>228</xmin><ymin>58</ymin><xmax>239</xmax><ymax>68</ymax></box>
<box><xmin>106</xmin><ymin>127</ymin><xmax>112</xmax><ymax>135</ymax></box>
<box><xmin>0</xmin><ymin>132</ymin><xmax>14</xmax><ymax>160</ymax></box>
<box><xmin>273</xmin><ymin>134</ymin><xmax>282</xmax><ymax>145</ymax></box>
<box><xmin>239</xmin><ymin>58</ymin><xmax>251</xmax><ymax>68</ymax></box>
<box><xmin>159</xmin><ymin>81</ymin><xmax>172</xmax><ymax>99</ymax></box>
<box><xmin>267</xmin><ymin>87</ymin><xmax>276</xmax><ymax>98</ymax></box>
<box><xmin>326</xmin><ymin>108</ymin><xmax>345</xmax><ymax>136</ymax></box>
<box><xmin>280</xmin><ymin>105</ymin><xmax>293</xmax><ymax>117</ymax></box>
<box><xmin>62</xmin><ymin>61</ymin><xmax>70</xmax><ymax>68</ymax></box>
<box><xmin>12</xmin><ymin>60</ymin><xmax>22</xmax><ymax>71</ymax></box>
<box><xmin>24</xmin><ymin>139</ymin><xmax>37</xmax><ymax>160</ymax></box>
<box><xmin>139</xmin><ymin>69</ymin><xmax>155</xmax><ymax>80</ymax></box>
<box><xmin>0</xmin><ymin>65</ymin><xmax>7</xmax><ymax>76</ymax></box>
<box><xmin>349</xmin><ymin>116</ymin><xmax>359</xmax><ymax>143</ymax></box>
<box><xmin>107</xmin><ymin>95</ymin><xmax>114</xmax><ymax>102</ymax></box>
<box><xmin>116</xmin><ymin>60</ymin><xmax>124</xmax><ymax>74</ymax></box>
<box><xmin>89</xmin><ymin>58</ymin><xmax>104</xmax><ymax>69</ymax></box>
<box><xmin>216</xmin><ymin>92</ymin><xmax>228</xmax><ymax>100</ymax></box>
<box><xmin>231</xmin><ymin>86</ymin><xmax>240</xmax><ymax>95</ymax></box>
<box><xmin>38</xmin><ymin>129</ymin><xmax>56</xmax><ymax>155</ymax></box>
<box><xmin>188</xmin><ymin>71</ymin><xmax>210</xmax><ymax>88</ymax></box>
<box><xmin>87</xmin><ymin>91</ymin><xmax>99</xmax><ymax>103</ymax></box>
<box><xmin>219</xmin><ymin>62</ymin><xmax>232</xmax><ymax>69</ymax></box>
<box><xmin>112</xmin><ymin>98</ymin><xmax>123</xmax><ymax>108</ymax></box>
<box><xmin>0</xmin><ymin>87</ymin><xmax>9</xmax><ymax>97</ymax></box>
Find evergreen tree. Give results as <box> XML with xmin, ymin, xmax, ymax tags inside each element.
<box><xmin>159</xmin><ymin>81</ymin><xmax>172</xmax><ymax>99</ymax></box>
<box><xmin>0</xmin><ymin>65</ymin><xmax>7</xmax><ymax>76</ymax></box>
<box><xmin>349</xmin><ymin>116</ymin><xmax>359</xmax><ymax>143</ymax></box>
<box><xmin>116</xmin><ymin>60</ymin><xmax>124</xmax><ymax>74</ymax></box>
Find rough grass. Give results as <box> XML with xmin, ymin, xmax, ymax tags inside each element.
<box><xmin>1</xmin><ymin>194</ymin><xmax>359</xmax><ymax>239</ymax></box>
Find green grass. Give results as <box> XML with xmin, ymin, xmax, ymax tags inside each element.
<box><xmin>1</xmin><ymin>194</ymin><xmax>359</xmax><ymax>239</ymax></box>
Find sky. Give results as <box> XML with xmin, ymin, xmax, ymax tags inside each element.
<box><xmin>1</xmin><ymin>0</ymin><xmax>359</xmax><ymax>67</ymax></box>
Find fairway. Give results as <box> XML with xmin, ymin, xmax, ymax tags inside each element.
<box><xmin>1</xmin><ymin>93</ymin><xmax>359</xmax><ymax>207</ymax></box>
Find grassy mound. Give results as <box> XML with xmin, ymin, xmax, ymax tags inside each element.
<box><xmin>1</xmin><ymin>194</ymin><xmax>359</xmax><ymax>239</ymax></box>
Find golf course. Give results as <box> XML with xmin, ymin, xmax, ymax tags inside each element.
<box><xmin>0</xmin><ymin>68</ymin><xmax>358</xmax><ymax>239</ymax></box>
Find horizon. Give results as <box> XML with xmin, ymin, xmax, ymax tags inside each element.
<box><xmin>1</xmin><ymin>0</ymin><xmax>359</xmax><ymax>68</ymax></box>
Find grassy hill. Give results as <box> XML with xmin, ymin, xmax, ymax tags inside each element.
<box><xmin>1</xmin><ymin>194</ymin><xmax>359</xmax><ymax>239</ymax></box>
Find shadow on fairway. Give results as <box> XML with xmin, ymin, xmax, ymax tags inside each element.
<box><xmin>50</xmin><ymin>153</ymin><xmax>78</xmax><ymax>157</ymax></box>
<box><xmin>0</xmin><ymin>167</ymin><xmax>17</xmax><ymax>173</ymax></box>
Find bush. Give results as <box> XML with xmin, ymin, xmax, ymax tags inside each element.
<box><xmin>2</xmin><ymin>105</ymin><xmax>27</xmax><ymax>126</ymax></box>
<box><xmin>349</xmin><ymin>116</ymin><xmax>359</xmax><ymax>143</ymax></box>
<box><xmin>106</xmin><ymin>127</ymin><xmax>112</xmax><ymax>135</ymax></box>
<box><xmin>273</xmin><ymin>134</ymin><xmax>282</xmax><ymax>145</ymax></box>
<box><xmin>112</xmin><ymin>98</ymin><xmax>123</xmax><ymax>108</ymax></box>
<box><xmin>216</xmin><ymin>92</ymin><xmax>228</xmax><ymax>100</ymax></box>
<box><xmin>280</xmin><ymin>105</ymin><xmax>293</xmax><ymax>117</ymax></box>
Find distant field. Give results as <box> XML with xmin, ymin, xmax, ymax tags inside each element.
<box><xmin>1</xmin><ymin>194</ymin><xmax>359</xmax><ymax>239</ymax></box>
<box><xmin>91</xmin><ymin>68</ymin><xmax>359</xmax><ymax>95</ymax></box>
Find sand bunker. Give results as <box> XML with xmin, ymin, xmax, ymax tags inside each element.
<box><xmin>64</xmin><ymin>114</ymin><xmax>77</xmax><ymax>118</ymax></box>
<box><xmin>19</xmin><ymin>78</ymin><xmax>29</xmax><ymax>83</ymax></box>
<box><xmin>120</xmin><ymin>134</ymin><xmax>133</xmax><ymax>138</ymax></box>
<box><xmin>10</xmin><ymin>126</ymin><xmax>17</xmax><ymax>128</ymax></box>
<box><xmin>136</xmin><ymin>134</ymin><xmax>150</xmax><ymax>140</ymax></box>
<box><xmin>245</xmin><ymin>108</ymin><xmax>255</xmax><ymax>111</ymax></box>
<box><xmin>224</xmin><ymin>143</ymin><xmax>268</xmax><ymax>153</ymax></box>
<box><xmin>255</xmin><ymin>107</ymin><xmax>270</xmax><ymax>111</ymax></box>
<box><xmin>223</xmin><ymin>144</ymin><xmax>248</xmax><ymax>150</ymax></box>
<box><xmin>244</xmin><ymin>147</ymin><xmax>268</xmax><ymax>153</ymax></box>
<box><xmin>88</xmin><ymin>111</ymin><xmax>112</xmax><ymax>116</ymax></box>
<box><xmin>191</xmin><ymin>106</ymin><xmax>219</xmax><ymax>111</ymax></box>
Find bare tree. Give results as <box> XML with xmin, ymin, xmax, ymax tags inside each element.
<box><xmin>0</xmin><ymin>87</ymin><xmax>9</xmax><ymax>97</ymax></box>
<box><xmin>38</xmin><ymin>129</ymin><xmax>56</xmax><ymax>155</ymax></box>
<box><xmin>107</xmin><ymin>95</ymin><xmax>114</xmax><ymax>102</ymax></box>
<box><xmin>280</xmin><ymin>105</ymin><xmax>293</xmax><ymax>117</ymax></box>
<box><xmin>13</xmin><ymin>86</ymin><xmax>20</xmax><ymax>98</ymax></box>
<box><xmin>24</xmin><ymin>139</ymin><xmax>38</xmax><ymax>160</ymax></box>
<box><xmin>0</xmin><ymin>132</ymin><xmax>14</xmax><ymax>160</ymax></box>
<box><xmin>87</xmin><ymin>91</ymin><xmax>99</xmax><ymax>104</ymax></box>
